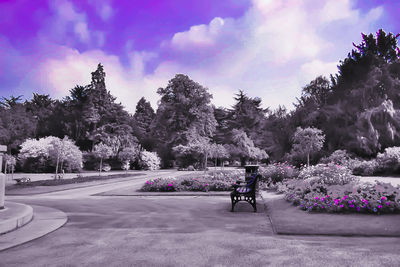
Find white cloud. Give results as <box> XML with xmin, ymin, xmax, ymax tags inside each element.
<box><xmin>74</xmin><ymin>22</ymin><xmax>90</xmax><ymax>43</ymax></box>
<box><xmin>320</xmin><ymin>0</ymin><xmax>358</xmax><ymax>23</ymax></box>
<box><xmin>299</xmin><ymin>60</ymin><xmax>338</xmax><ymax>85</ymax></box>
<box><xmin>100</xmin><ymin>4</ymin><xmax>113</xmax><ymax>21</ymax></box>
<box><xmin>38</xmin><ymin>0</ymin><xmax>384</xmax><ymax>112</ymax></box>
<box><xmin>158</xmin><ymin>0</ymin><xmax>383</xmax><ymax>109</ymax></box>
<box><xmin>171</xmin><ymin>17</ymin><xmax>226</xmax><ymax>49</ymax></box>
<box><xmin>37</xmin><ymin>47</ymin><xmax>164</xmax><ymax>113</ymax></box>
<box><xmin>46</xmin><ymin>0</ymin><xmax>91</xmax><ymax>44</ymax></box>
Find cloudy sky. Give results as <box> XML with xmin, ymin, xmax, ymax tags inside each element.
<box><xmin>0</xmin><ymin>0</ymin><xmax>399</xmax><ymax>112</ymax></box>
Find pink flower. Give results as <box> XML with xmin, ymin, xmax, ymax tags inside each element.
<box><xmin>378</xmin><ymin>205</ymin><xmax>383</xmax><ymax>209</ymax></box>
<box><xmin>315</xmin><ymin>196</ymin><xmax>319</xmax><ymax>200</ymax></box>
<box><xmin>340</xmin><ymin>205</ymin><xmax>344</xmax><ymax>208</ymax></box>
<box><xmin>168</xmin><ymin>184</ymin><xmax>173</xmax><ymax>187</ymax></box>
<box><xmin>386</xmin><ymin>202</ymin><xmax>390</xmax><ymax>205</ymax></box>
<box><xmin>381</xmin><ymin>196</ymin><xmax>386</xmax><ymax>200</ymax></box>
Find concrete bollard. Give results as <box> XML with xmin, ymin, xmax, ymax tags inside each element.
<box><xmin>0</xmin><ymin>173</ymin><xmax>4</xmax><ymax>209</ymax></box>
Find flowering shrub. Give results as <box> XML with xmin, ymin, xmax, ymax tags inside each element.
<box><xmin>376</xmin><ymin>146</ymin><xmax>400</xmax><ymax>174</ymax></box>
<box><xmin>285</xmin><ymin>181</ymin><xmax>400</xmax><ymax>214</ymax></box>
<box><xmin>259</xmin><ymin>162</ymin><xmax>299</xmax><ymax>184</ymax></box>
<box><xmin>298</xmin><ymin>163</ymin><xmax>358</xmax><ymax>185</ymax></box>
<box><xmin>349</xmin><ymin>159</ymin><xmax>380</xmax><ymax>176</ymax></box>
<box><xmin>138</xmin><ymin>150</ymin><xmax>161</xmax><ymax>170</ymax></box>
<box><xmin>140</xmin><ymin>170</ymin><xmax>243</xmax><ymax>192</ymax></box>
<box><xmin>319</xmin><ymin>150</ymin><xmax>351</xmax><ymax>165</ymax></box>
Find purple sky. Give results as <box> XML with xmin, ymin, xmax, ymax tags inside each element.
<box><xmin>0</xmin><ymin>0</ymin><xmax>399</xmax><ymax>112</ymax></box>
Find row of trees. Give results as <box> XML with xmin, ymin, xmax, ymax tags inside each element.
<box><xmin>1</xmin><ymin>29</ymin><xmax>399</xmax><ymax>170</ymax></box>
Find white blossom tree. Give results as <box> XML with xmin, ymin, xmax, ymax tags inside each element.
<box><xmin>291</xmin><ymin>127</ymin><xmax>325</xmax><ymax>166</ymax></box>
<box><xmin>93</xmin><ymin>143</ymin><xmax>113</xmax><ymax>175</ymax></box>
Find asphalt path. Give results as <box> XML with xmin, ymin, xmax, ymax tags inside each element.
<box><xmin>1</xmin><ymin>170</ymin><xmax>400</xmax><ymax>266</ymax></box>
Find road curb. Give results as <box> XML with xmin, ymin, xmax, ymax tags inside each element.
<box><xmin>0</xmin><ymin>202</ymin><xmax>33</xmax><ymax>235</ymax></box>
<box><xmin>0</xmin><ymin>204</ymin><xmax>67</xmax><ymax>251</ymax></box>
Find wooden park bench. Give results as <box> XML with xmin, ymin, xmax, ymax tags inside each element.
<box><xmin>13</xmin><ymin>177</ymin><xmax>31</xmax><ymax>185</ymax></box>
<box><xmin>230</xmin><ymin>165</ymin><xmax>260</xmax><ymax>212</ymax></box>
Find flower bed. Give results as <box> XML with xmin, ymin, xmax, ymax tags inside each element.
<box><xmin>271</xmin><ymin>164</ymin><xmax>400</xmax><ymax>214</ymax></box>
<box><xmin>140</xmin><ymin>170</ymin><xmax>243</xmax><ymax>192</ymax></box>
<box><xmin>285</xmin><ymin>181</ymin><xmax>400</xmax><ymax>214</ymax></box>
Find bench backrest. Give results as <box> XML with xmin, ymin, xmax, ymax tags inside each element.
<box><xmin>245</xmin><ymin>173</ymin><xmax>259</xmax><ymax>191</ymax></box>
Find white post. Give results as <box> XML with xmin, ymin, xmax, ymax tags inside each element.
<box><xmin>0</xmin><ymin>145</ymin><xmax>6</xmax><ymax>209</ymax></box>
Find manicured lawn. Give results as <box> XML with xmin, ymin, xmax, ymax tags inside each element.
<box><xmin>263</xmin><ymin>192</ymin><xmax>400</xmax><ymax>236</ymax></box>
<box><xmin>5</xmin><ymin>173</ymin><xmax>145</xmax><ymax>195</ymax></box>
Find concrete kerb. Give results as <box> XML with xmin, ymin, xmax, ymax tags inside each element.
<box><xmin>0</xmin><ymin>204</ymin><xmax>67</xmax><ymax>252</ymax></box>
<box><xmin>0</xmin><ymin>202</ymin><xmax>33</xmax><ymax>235</ymax></box>
<box><xmin>95</xmin><ymin>191</ymin><xmax>231</xmax><ymax>197</ymax></box>
<box><xmin>259</xmin><ymin>191</ymin><xmax>279</xmax><ymax>235</ymax></box>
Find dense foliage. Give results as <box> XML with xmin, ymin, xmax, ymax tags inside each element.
<box><xmin>2</xmin><ymin>29</ymin><xmax>400</xmax><ymax>172</ymax></box>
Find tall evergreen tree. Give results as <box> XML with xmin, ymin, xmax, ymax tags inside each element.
<box><xmin>132</xmin><ymin>97</ymin><xmax>155</xmax><ymax>150</ymax></box>
<box><xmin>228</xmin><ymin>90</ymin><xmax>268</xmax><ymax>147</ymax></box>
<box><xmin>151</xmin><ymin>74</ymin><xmax>217</xmax><ymax>167</ymax></box>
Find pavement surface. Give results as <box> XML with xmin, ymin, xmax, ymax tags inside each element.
<box><xmin>0</xmin><ymin>170</ymin><xmax>400</xmax><ymax>266</ymax></box>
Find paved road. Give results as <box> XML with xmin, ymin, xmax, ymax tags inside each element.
<box><xmin>1</xmin><ymin>170</ymin><xmax>400</xmax><ymax>266</ymax></box>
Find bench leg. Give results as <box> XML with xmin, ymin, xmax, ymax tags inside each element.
<box><xmin>252</xmin><ymin>198</ymin><xmax>257</xmax><ymax>212</ymax></box>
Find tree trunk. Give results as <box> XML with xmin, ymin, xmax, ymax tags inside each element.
<box><xmin>99</xmin><ymin>158</ymin><xmax>103</xmax><ymax>176</ymax></box>
<box><xmin>215</xmin><ymin>158</ymin><xmax>217</xmax><ymax>171</ymax></box>
<box><xmin>204</xmin><ymin>152</ymin><xmax>208</xmax><ymax>174</ymax></box>
<box><xmin>60</xmin><ymin>160</ymin><xmax>64</xmax><ymax>179</ymax></box>
<box><xmin>55</xmin><ymin>152</ymin><xmax>60</xmax><ymax>179</ymax></box>
<box><xmin>307</xmin><ymin>153</ymin><xmax>310</xmax><ymax>167</ymax></box>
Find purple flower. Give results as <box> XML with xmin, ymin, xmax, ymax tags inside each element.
<box><xmin>386</xmin><ymin>202</ymin><xmax>390</xmax><ymax>205</ymax></box>
<box><xmin>146</xmin><ymin>181</ymin><xmax>150</xmax><ymax>184</ymax></box>
<box><xmin>357</xmin><ymin>207</ymin><xmax>360</xmax><ymax>211</ymax></box>
<box><xmin>340</xmin><ymin>205</ymin><xmax>344</xmax><ymax>208</ymax></box>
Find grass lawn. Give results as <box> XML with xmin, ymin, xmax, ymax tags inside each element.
<box><xmin>5</xmin><ymin>173</ymin><xmax>145</xmax><ymax>195</ymax></box>
<box><xmin>263</xmin><ymin>191</ymin><xmax>400</xmax><ymax>236</ymax></box>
